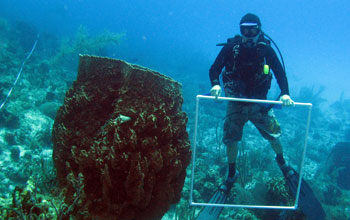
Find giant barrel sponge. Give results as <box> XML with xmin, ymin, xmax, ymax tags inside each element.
<box><xmin>52</xmin><ymin>55</ymin><xmax>191</xmax><ymax>220</ymax></box>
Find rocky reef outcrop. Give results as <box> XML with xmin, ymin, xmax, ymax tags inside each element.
<box><xmin>328</xmin><ymin>142</ymin><xmax>350</xmax><ymax>190</ymax></box>
<box><xmin>52</xmin><ymin>55</ymin><xmax>191</xmax><ymax>220</ymax></box>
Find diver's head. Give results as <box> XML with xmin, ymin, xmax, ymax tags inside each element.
<box><xmin>240</xmin><ymin>13</ymin><xmax>262</xmax><ymax>48</ymax></box>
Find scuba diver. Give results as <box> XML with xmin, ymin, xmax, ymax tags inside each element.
<box><xmin>197</xmin><ymin>13</ymin><xmax>326</xmax><ymax>220</ymax></box>
<box><xmin>211</xmin><ymin>12</ymin><xmax>294</xmax><ymax>194</ymax></box>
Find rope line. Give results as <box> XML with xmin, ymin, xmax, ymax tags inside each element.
<box><xmin>0</xmin><ymin>38</ymin><xmax>38</xmax><ymax>111</ymax></box>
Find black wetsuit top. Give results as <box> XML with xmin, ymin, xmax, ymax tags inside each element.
<box><xmin>209</xmin><ymin>35</ymin><xmax>290</xmax><ymax>99</ymax></box>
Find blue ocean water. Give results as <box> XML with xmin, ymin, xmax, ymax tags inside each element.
<box><xmin>1</xmin><ymin>0</ymin><xmax>350</xmax><ymax>219</ymax></box>
<box><xmin>1</xmin><ymin>0</ymin><xmax>349</xmax><ymax>101</ymax></box>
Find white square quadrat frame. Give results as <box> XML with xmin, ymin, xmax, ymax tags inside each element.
<box><xmin>189</xmin><ymin>95</ymin><xmax>313</xmax><ymax>210</ymax></box>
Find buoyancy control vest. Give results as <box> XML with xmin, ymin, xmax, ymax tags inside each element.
<box><xmin>220</xmin><ymin>34</ymin><xmax>273</xmax><ymax>99</ymax></box>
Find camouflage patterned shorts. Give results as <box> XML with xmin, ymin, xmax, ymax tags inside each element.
<box><xmin>222</xmin><ymin>101</ymin><xmax>281</xmax><ymax>144</ymax></box>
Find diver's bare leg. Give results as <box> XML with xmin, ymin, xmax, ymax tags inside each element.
<box><xmin>226</xmin><ymin>141</ymin><xmax>239</xmax><ymax>163</ymax></box>
<box><xmin>226</xmin><ymin>141</ymin><xmax>239</xmax><ymax>179</ymax></box>
<box><xmin>269</xmin><ymin>138</ymin><xmax>286</xmax><ymax>165</ymax></box>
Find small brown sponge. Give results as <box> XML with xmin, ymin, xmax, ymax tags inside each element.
<box><xmin>52</xmin><ymin>55</ymin><xmax>191</xmax><ymax>220</ymax></box>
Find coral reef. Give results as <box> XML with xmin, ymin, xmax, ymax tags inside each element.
<box><xmin>0</xmin><ymin>176</ymin><xmax>53</xmax><ymax>219</ymax></box>
<box><xmin>0</xmin><ymin>173</ymin><xmax>80</xmax><ymax>220</ymax></box>
<box><xmin>327</xmin><ymin>142</ymin><xmax>350</xmax><ymax>190</ymax></box>
<box><xmin>232</xmin><ymin>209</ymin><xmax>259</xmax><ymax>220</ymax></box>
<box><xmin>38</xmin><ymin>102</ymin><xmax>61</xmax><ymax>119</ymax></box>
<box><xmin>266</xmin><ymin>177</ymin><xmax>291</xmax><ymax>205</ymax></box>
<box><xmin>0</xmin><ymin>109</ymin><xmax>20</xmax><ymax>129</ymax></box>
<box><xmin>0</xmin><ymin>16</ymin><xmax>349</xmax><ymax>220</ymax></box>
<box><xmin>50</xmin><ymin>25</ymin><xmax>125</xmax><ymax>75</ymax></box>
<box><xmin>10</xmin><ymin>146</ymin><xmax>21</xmax><ymax>162</ymax></box>
<box><xmin>52</xmin><ymin>55</ymin><xmax>191</xmax><ymax>219</ymax></box>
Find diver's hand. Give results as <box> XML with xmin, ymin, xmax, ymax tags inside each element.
<box><xmin>210</xmin><ymin>85</ymin><xmax>222</xmax><ymax>98</ymax></box>
<box><xmin>280</xmin><ymin>94</ymin><xmax>294</xmax><ymax>106</ymax></box>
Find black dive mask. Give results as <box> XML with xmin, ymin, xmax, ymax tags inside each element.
<box><xmin>240</xmin><ymin>24</ymin><xmax>261</xmax><ymax>38</ymax></box>
<box><xmin>240</xmin><ymin>25</ymin><xmax>260</xmax><ymax>38</ymax></box>
<box><xmin>240</xmin><ymin>23</ymin><xmax>261</xmax><ymax>48</ymax></box>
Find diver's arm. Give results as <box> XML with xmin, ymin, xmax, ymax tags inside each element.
<box><xmin>267</xmin><ymin>46</ymin><xmax>294</xmax><ymax>106</ymax></box>
<box><xmin>209</xmin><ymin>46</ymin><xmax>228</xmax><ymax>87</ymax></box>
<box><xmin>266</xmin><ymin>46</ymin><xmax>290</xmax><ymax>96</ymax></box>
